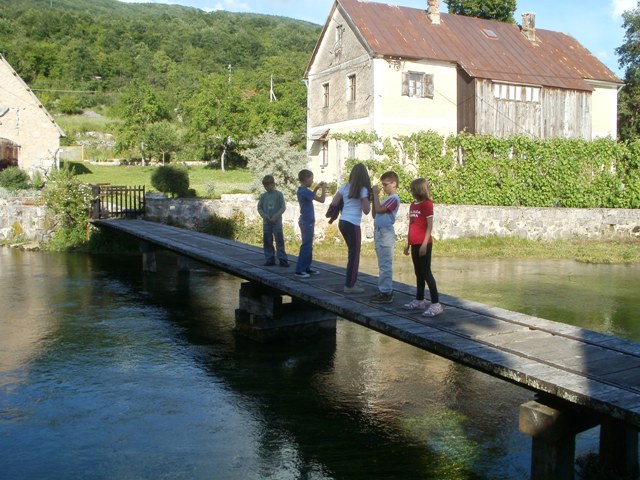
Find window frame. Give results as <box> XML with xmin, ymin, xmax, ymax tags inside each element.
<box><xmin>402</xmin><ymin>71</ymin><xmax>434</xmax><ymax>99</ymax></box>
<box><xmin>347</xmin><ymin>74</ymin><xmax>356</xmax><ymax>103</ymax></box>
<box><xmin>322</xmin><ymin>82</ymin><xmax>330</xmax><ymax>108</ymax></box>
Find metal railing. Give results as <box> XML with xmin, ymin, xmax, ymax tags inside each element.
<box><xmin>91</xmin><ymin>184</ymin><xmax>145</xmax><ymax>219</ymax></box>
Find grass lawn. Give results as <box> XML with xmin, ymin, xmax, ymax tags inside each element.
<box><xmin>70</xmin><ymin>162</ymin><xmax>254</xmax><ymax>197</ymax></box>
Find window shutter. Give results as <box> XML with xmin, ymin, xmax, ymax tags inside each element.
<box><xmin>423</xmin><ymin>74</ymin><xmax>434</xmax><ymax>99</ymax></box>
<box><xmin>402</xmin><ymin>72</ymin><xmax>409</xmax><ymax>96</ymax></box>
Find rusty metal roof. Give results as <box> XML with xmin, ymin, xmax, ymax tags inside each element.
<box><xmin>333</xmin><ymin>0</ymin><xmax>621</xmax><ymax>91</ymax></box>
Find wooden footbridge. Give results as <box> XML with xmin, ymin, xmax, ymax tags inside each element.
<box><xmin>92</xmin><ymin>218</ymin><xmax>640</xmax><ymax>480</ymax></box>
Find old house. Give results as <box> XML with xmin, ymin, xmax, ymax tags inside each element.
<box><xmin>0</xmin><ymin>54</ymin><xmax>65</xmax><ymax>174</ymax></box>
<box><xmin>304</xmin><ymin>0</ymin><xmax>623</xmax><ymax>181</ymax></box>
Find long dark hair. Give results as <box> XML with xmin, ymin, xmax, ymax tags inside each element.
<box><xmin>347</xmin><ymin>163</ymin><xmax>372</xmax><ymax>198</ymax></box>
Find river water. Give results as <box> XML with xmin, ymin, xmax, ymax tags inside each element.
<box><xmin>1</xmin><ymin>247</ymin><xmax>639</xmax><ymax>480</ymax></box>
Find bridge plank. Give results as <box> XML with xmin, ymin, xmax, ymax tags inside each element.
<box><xmin>92</xmin><ymin>218</ymin><xmax>640</xmax><ymax>429</ymax></box>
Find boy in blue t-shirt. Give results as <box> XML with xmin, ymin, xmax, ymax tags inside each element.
<box><xmin>295</xmin><ymin>169</ymin><xmax>326</xmax><ymax>278</ymax></box>
<box><xmin>370</xmin><ymin>171</ymin><xmax>400</xmax><ymax>303</ymax></box>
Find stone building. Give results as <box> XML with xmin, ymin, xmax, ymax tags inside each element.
<box><xmin>0</xmin><ymin>54</ymin><xmax>65</xmax><ymax>174</ymax></box>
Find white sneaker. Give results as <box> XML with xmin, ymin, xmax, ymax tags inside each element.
<box><xmin>422</xmin><ymin>302</ymin><xmax>444</xmax><ymax>317</ymax></box>
<box><xmin>403</xmin><ymin>299</ymin><xmax>427</xmax><ymax>310</ymax></box>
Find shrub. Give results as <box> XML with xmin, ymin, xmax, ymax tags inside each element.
<box><xmin>0</xmin><ymin>167</ymin><xmax>30</xmax><ymax>191</ymax></box>
<box><xmin>150</xmin><ymin>165</ymin><xmax>189</xmax><ymax>197</ymax></box>
<box><xmin>40</xmin><ymin>167</ymin><xmax>93</xmax><ymax>250</ymax></box>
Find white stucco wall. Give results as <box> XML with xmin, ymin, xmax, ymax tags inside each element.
<box><xmin>590</xmin><ymin>82</ymin><xmax>619</xmax><ymax>139</ymax></box>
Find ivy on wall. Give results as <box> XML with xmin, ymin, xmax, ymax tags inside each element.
<box><xmin>334</xmin><ymin>131</ymin><xmax>640</xmax><ymax>208</ymax></box>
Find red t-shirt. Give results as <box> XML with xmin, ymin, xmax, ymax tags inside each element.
<box><xmin>408</xmin><ymin>200</ymin><xmax>434</xmax><ymax>245</ymax></box>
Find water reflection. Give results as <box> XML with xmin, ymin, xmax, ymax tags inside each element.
<box><xmin>1</xmin><ymin>248</ymin><xmax>639</xmax><ymax>479</ymax></box>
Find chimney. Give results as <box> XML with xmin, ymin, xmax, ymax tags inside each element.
<box><xmin>427</xmin><ymin>0</ymin><xmax>440</xmax><ymax>25</ymax></box>
<box><xmin>521</xmin><ymin>12</ymin><xmax>536</xmax><ymax>41</ymax></box>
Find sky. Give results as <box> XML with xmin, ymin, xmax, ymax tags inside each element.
<box><xmin>117</xmin><ymin>0</ymin><xmax>637</xmax><ymax>78</ymax></box>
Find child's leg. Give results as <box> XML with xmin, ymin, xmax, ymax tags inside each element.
<box><xmin>296</xmin><ymin>222</ymin><xmax>313</xmax><ymax>273</ymax></box>
<box><xmin>273</xmin><ymin>221</ymin><xmax>287</xmax><ymax>261</ymax></box>
<box><xmin>410</xmin><ymin>244</ymin><xmax>426</xmax><ymax>301</ymax></box>
<box><xmin>424</xmin><ymin>243</ymin><xmax>439</xmax><ymax>303</ymax></box>
<box><xmin>339</xmin><ymin>220</ymin><xmax>361</xmax><ymax>287</ymax></box>
<box><xmin>262</xmin><ymin>223</ymin><xmax>275</xmax><ymax>261</ymax></box>
<box><xmin>375</xmin><ymin>226</ymin><xmax>395</xmax><ymax>294</ymax></box>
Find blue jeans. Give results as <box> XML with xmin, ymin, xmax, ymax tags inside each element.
<box><xmin>297</xmin><ymin>222</ymin><xmax>314</xmax><ymax>273</ymax></box>
<box><xmin>374</xmin><ymin>225</ymin><xmax>395</xmax><ymax>294</ymax></box>
<box><xmin>263</xmin><ymin>221</ymin><xmax>287</xmax><ymax>262</ymax></box>
<box><xmin>338</xmin><ymin>220</ymin><xmax>361</xmax><ymax>288</ymax></box>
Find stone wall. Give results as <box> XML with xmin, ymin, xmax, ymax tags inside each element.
<box><xmin>3</xmin><ymin>193</ymin><xmax>639</xmax><ymax>243</ymax></box>
<box><xmin>145</xmin><ymin>195</ymin><xmax>640</xmax><ymax>242</ymax></box>
<box><xmin>0</xmin><ymin>196</ymin><xmax>49</xmax><ymax>242</ymax></box>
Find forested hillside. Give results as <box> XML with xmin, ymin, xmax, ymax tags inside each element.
<box><xmin>0</xmin><ymin>0</ymin><xmax>321</xmax><ymax>161</ymax></box>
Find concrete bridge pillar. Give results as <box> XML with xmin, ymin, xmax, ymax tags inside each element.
<box><xmin>235</xmin><ymin>281</ymin><xmax>336</xmax><ymax>342</ymax></box>
<box><xmin>520</xmin><ymin>398</ymin><xmax>639</xmax><ymax>480</ymax></box>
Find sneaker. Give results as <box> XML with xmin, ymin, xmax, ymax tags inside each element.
<box><xmin>370</xmin><ymin>292</ymin><xmax>393</xmax><ymax>304</ymax></box>
<box><xmin>344</xmin><ymin>284</ymin><xmax>365</xmax><ymax>294</ymax></box>
<box><xmin>403</xmin><ymin>299</ymin><xmax>427</xmax><ymax>310</ymax></box>
<box><xmin>422</xmin><ymin>302</ymin><xmax>444</xmax><ymax>317</ymax></box>
<box><xmin>295</xmin><ymin>271</ymin><xmax>310</xmax><ymax>279</ymax></box>
<box><xmin>279</xmin><ymin>260</ymin><xmax>290</xmax><ymax>267</ymax></box>
<box><xmin>306</xmin><ymin>268</ymin><xmax>320</xmax><ymax>275</ymax></box>
<box><xmin>264</xmin><ymin>259</ymin><xmax>275</xmax><ymax>266</ymax></box>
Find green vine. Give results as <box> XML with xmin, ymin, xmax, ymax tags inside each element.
<box><xmin>335</xmin><ymin>132</ymin><xmax>640</xmax><ymax>208</ymax></box>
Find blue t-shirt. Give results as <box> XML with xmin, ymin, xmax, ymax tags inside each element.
<box><xmin>374</xmin><ymin>193</ymin><xmax>400</xmax><ymax>228</ymax></box>
<box><xmin>297</xmin><ymin>186</ymin><xmax>316</xmax><ymax>224</ymax></box>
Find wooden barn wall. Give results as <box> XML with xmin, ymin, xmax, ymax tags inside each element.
<box><xmin>457</xmin><ymin>69</ymin><xmax>476</xmax><ymax>134</ymax></box>
<box><xmin>471</xmin><ymin>80</ymin><xmax>592</xmax><ymax>139</ymax></box>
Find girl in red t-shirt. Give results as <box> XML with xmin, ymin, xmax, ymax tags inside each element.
<box><xmin>403</xmin><ymin>178</ymin><xmax>443</xmax><ymax>317</ymax></box>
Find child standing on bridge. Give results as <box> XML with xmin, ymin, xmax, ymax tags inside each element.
<box><xmin>257</xmin><ymin>175</ymin><xmax>288</xmax><ymax>267</ymax></box>
<box><xmin>370</xmin><ymin>171</ymin><xmax>400</xmax><ymax>304</ymax></box>
<box><xmin>403</xmin><ymin>178</ymin><xmax>443</xmax><ymax>317</ymax></box>
<box><xmin>295</xmin><ymin>169</ymin><xmax>327</xmax><ymax>279</ymax></box>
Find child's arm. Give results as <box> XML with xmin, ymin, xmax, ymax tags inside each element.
<box><xmin>257</xmin><ymin>195</ymin><xmax>267</xmax><ymax>220</ymax></box>
<box><xmin>271</xmin><ymin>191</ymin><xmax>286</xmax><ymax>222</ymax></box>
<box><xmin>419</xmin><ymin>216</ymin><xmax>433</xmax><ymax>256</ymax></box>
<box><xmin>313</xmin><ymin>182</ymin><xmax>327</xmax><ymax>203</ymax></box>
<box><xmin>361</xmin><ymin>194</ymin><xmax>371</xmax><ymax>215</ymax></box>
<box><xmin>372</xmin><ymin>185</ymin><xmax>392</xmax><ymax>216</ymax></box>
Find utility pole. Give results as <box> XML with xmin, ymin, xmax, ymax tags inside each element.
<box><xmin>228</xmin><ymin>64</ymin><xmax>232</xmax><ymax>86</ymax></box>
<box><xmin>270</xmin><ymin>75</ymin><xmax>277</xmax><ymax>102</ymax></box>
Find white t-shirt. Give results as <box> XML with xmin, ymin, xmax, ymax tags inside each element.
<box><xmin>338</xmin><ymin>183</ymin><xmax>368</xmax><ymax>225</ymax></box>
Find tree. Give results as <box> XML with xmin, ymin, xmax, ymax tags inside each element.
<box><xmin>183</xmin><ymin>73</ymin><xmax>250</xmax><ymax>171</ymax></box>
<box><xmin>244</xmin><ymin>129</ymin><xmax>308</xmax><ymax>199</ymax></box>
<box><xmin>617</xmin><ymin>4</ymin><xmax>640</xmax><ymax>141</ymax></box>
<box><xmin>444</xmin><ymin>0</ymin><xmax>516</xmax><ymax>23</ymax></box>
<box><xmin>113</xmin><ymin>80</ymin><xmax>171</xmax><ymax>158</ymax></box>
<box><xmin>143</xmin><ymin>121</ymin><xmax>181</xmax><ymax>164</ymax></box>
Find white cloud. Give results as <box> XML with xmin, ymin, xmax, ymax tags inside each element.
<box><xmin>612</xmin><ymin>0</ymin><xmax>636</xmax><ymax>18</ymax></box>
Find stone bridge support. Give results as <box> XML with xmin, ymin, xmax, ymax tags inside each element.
<box><xmin>235</xmin><ymin>281</ymin><xmax>336</xmax><ymax>342</ymax></box>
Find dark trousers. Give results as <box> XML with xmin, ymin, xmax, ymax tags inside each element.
<box><xmin>339</xmin><ymin>220</ymin><xmax>361</xmax><ymax>288</ymax></box>
<box><xmin>410</xmin><ymin>243</ymin><xmax>439</xmax><ymax>303</ymax></box>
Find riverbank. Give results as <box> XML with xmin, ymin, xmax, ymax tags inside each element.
<box><xmin>281</xmin><ymin>235</ymin><xmax>640</xmax><ymax>265</ymax></box>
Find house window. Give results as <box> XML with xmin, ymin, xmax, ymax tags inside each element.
<box><xmin>347</xmin><ymin>142</ymin><xmax>356</xmax><ymax>159</ymax></box>
<box><xmin>402</xmin><ymin>72</ymin><xmax>434</xmax><ymax>99</ymax></box>
<box><xmin>493</xmin><ymin>82</ymin><xmax>540</xmax><ymax>103</ymax></box>
<box><xmin>322</xmin><ymin>83</ymin><xmax>330</xmax><ymax>108</ymax></box>
<box><xmin>347</xmin><ymin>74</ymin><xmax>356</xmax><ymax>102</ymax></box>
<box><xmin>334</xmin><ymin>24</ymin><xmax>344</xmax><ymax>55</ymax></box>
<box><xmin>320</xmin><ymin>141</ymin><xmax>328</xmax><ymax>167</ymax></box>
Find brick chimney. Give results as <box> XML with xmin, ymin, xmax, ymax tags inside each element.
<box><xmin>521</xmin><ymin>12</ymin><xmax>536</xmax><ymax>41</ymax></box>
<box><xmin>428</xmin><ymin>0</ymin><xmax>440</xmax><ymax>25</ymax></box>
